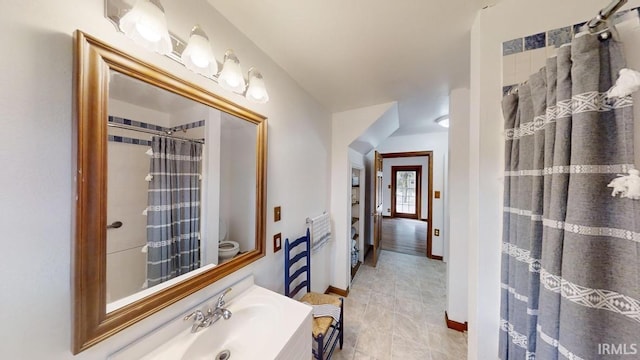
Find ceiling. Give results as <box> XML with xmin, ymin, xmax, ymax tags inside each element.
<box><xmin>110</xmin><ymin>71</ymin><xmax>198</xmax><ymax>113</ymax></box>
<box><xmin>110</xmin><ymin>71</ymin><xmax>247</xmax><ymax>128</ymax></box>
<box><xmin>207</xmin><ymin>0</ymin><xmax>497</xmax><ymax>135</ymax></box>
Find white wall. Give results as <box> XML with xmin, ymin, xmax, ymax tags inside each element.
<box><xmin>220</xmin><ymin>120</ymin><xmax>257</xmax><ymax>255</ymax></box>
<box><xmin>446</xmin><ymin>87</ymin><xmax>470</xmax><ymax>325</ymax></box>
<box><xmin>374</xmin><ymin>132</ymin><xmax>449</xmax><ymax>257</ymax></box>
<box><xmin>331</xmin><ymin>102</ymin><xmax>396</xmax><ymax>290</ymax></box>
<box><xmin>0</xmin><ymin>0</ymin><xmax>332</xmax><ymax>358</ymax></box>
<box><xmin>468</xmin><ymin>1</ymin><xmax>640</xmax><ymax>359</ymax></box>
<box><xmin>106</xmin><ymin>139</ymin><xmax>150</xmax><ymax>302</ymax></box>
<box><xmin>203</xmin><ymin>110</ymin><xmax>222</xmax><ymax>266</ymax></box>
<box><xmin>381</xmin><ymin>156</ymin><xmax>429</xmax><ymax>219</ymax></box>
<box><xmin>106</xmin><ymin>100</ymin><xmax>173</xmax><ymax>303</ymax></box>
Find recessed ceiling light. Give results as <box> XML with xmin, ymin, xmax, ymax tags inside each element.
<box><xmin>435</xmin><ymin>115</ymin><xmax>449</xmax><ymax>128</ymax></box>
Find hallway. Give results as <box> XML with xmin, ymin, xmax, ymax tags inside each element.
<box><xmin>381</xmin><ymin>218</ymin><xmax>427</xmax><ymax>257</ymax></box>
<box><xmin>333</xmin><ymin>250</ymin><xmax>467</xmax><ymax>360</ymax></box>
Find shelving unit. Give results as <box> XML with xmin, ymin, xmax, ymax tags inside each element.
<box><xmin>350</xmin><ymin>167</ymin><xmax>364</xmax><ymax>279</ymax></box>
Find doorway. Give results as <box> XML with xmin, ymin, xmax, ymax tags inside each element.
<box><xmin>379</xmin><ymin>151</ymin><xmax>436</xmax><ymax>259</ymax></box>
<box><xmin>391</xmin><ymin>166</ymin><xmax>421</xmax><ymax>219</ymax></box>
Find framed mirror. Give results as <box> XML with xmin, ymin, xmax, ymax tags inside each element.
<box><xmin>74</xmin><ymin>31</ymin><xmax>267</xmax><ymax>353</ymax></box>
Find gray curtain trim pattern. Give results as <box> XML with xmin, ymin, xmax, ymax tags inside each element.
<box><xmin>504</xmin><ymin>163</ymin><xmax>634</xmax><ymax>177</ymax></box>
<box><xmin>499</xmin><ymin>32</ymin><xmax>639</xmax><ymax>360</ymax></box>
<box><xmin>146</xmin><ymin>136</ymin><xmax>203</xmax><ymax>287</ymax></box>
<box><xmin>500</xmin><ymin>211</ymin><xmax>640</xmax><ymax>243</ymax></box>
<box><xmin>505</xmin><ymin>93</ymin><xmax>633</xmax><ymax>140</ymax></box>
<box><xmin>536</xmin><ymin>324</ymin><xmax>584</xmax><ymax>360</ymax></box>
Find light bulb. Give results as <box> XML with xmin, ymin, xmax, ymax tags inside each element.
<box><xmin>249</xmin><ymin>87</ymin><xmax>266</xmax><ymax>100</ymax></box>
<box><xmin>226</xmin><ymin>74</ymin><xmax>241</xmax><ymax>87</ymax></box>
<box><xmin>118</xmin><ymin>0</ymin><xmax>172</xmax><ymax>55</ymax></box>
<box><xmin>190</xmin><ymin>49</ymin><xmax>210</xmax><ymax>68</ymax></box>
<box><xmin>246</xmin><ymin>68</ymin><xmax>269</xmax><ymax>104</ymax></box>
<box><xmin>181</xmin><ymin>25</ymin><xmax>217</xmax><ymax>77</ymax></box>
<box><xmin>135</xmin><ymin>22</ymin><xmax>162</xmax><ymax>42</ymax></box>
<box><xmin>218</xmin><ymin>50</ymin><xmax>246</xmax><ymax>93</ymax></box>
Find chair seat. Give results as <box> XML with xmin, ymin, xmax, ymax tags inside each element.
<box><xmin>301</xmin><ymin>292</ymin><xmax>342</xmax><ymax>338</ymax></box>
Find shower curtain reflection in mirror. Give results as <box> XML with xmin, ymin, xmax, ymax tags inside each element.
<box><xmin>145</xmin><ymin>136</ymin><xmax>203</xmax><ymax>287</ymax></box>
<box><xmin>104</xmin><ymin>69</ymin><xmax>260</xmax><ymax>311</ymax></box>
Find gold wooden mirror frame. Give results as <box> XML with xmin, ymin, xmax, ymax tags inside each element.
<box><xmin>73</xmin><ymin>31</ymin><xmax>267</xmax><ymax>353</ymax></box>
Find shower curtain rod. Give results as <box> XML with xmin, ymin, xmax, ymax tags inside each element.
<box><xmin>107</xmin><ymin>122</ymin><xmax>205</xmax><ymax>144</ymax></box>
<box><xmin>505</xmin><ymin>0</ymin><xmax>628</xmax><ymax>98</ymax></box>
<box><xmin>587</xmin><ymin>0</ymin><xmax>628</xmax><ymax>29</ymax></box>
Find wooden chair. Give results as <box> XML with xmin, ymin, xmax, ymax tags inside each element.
<box><xmin>284</xmin><ymin>229</ymin><xmax>344</xmax><ymax>360</ymax></box>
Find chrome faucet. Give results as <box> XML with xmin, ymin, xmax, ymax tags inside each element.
<box><xmin>215</xmin><ymin>287</ymin><xmax>232</xmax><ymax>309</ymax></box>
<box><xmin>184</xmin><ymin>310</ymin><xmax>208</xmax><ymax>333</ymax></box>
<box><xmin>184</xmin><ymin>288</ymin><xmax>233</xmax><ymax>333</ymax></box>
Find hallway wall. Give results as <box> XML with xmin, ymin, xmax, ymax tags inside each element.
<box><xmin>446</xmin><ymin>87</ymin><xmax>470</xmax><ymax>326</ymax></box>
<box><xmin>331</xmin><ymin>102</ymin><xmax>397</xmax><ymax>290</ymax></box>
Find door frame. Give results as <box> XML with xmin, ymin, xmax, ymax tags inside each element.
<box><xmin>372</xmin><ymin>151</ymin><xmax>383</xmax><ymax>267</ymax></box>
<box><xmin>390</xmin><ymin>165</ymin><xmax>422</xmax><ymax>219</ymax></box>
<box><xmin>381</xmin><ymin>151</ymin><xmax>437</xmax><ymax>260</ymax></box>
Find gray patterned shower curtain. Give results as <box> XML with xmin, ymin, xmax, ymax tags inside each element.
<box><xmin>500</xmin><ymin>34</ymin><xmax>639</xmax><ymax>359</ymax></box>
<box><xmin>146</xmin><ymin>136</ymin><xmax>202</xmax><ymax>287</ymax></box>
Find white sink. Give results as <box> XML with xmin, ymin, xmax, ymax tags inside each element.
<box><xmin>139</xmin><ymin>285</ymin><xmax>312</xmax><ymax>360</ymax></box>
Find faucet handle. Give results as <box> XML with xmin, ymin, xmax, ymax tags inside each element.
<box><xmin>216</xmin><ymin>287</ymin><xmax>232</xmax><ymax>308</ymax></box>
<box><xmin>184</xmin><ymin>310</ymin><xmax>205</xmax><ymax>322</ymax></box>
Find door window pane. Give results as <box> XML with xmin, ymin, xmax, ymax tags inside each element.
<box><xmin>395</xmin><ymin>170</ymin><xmax>416</xmax><ymax>214</ymax></box>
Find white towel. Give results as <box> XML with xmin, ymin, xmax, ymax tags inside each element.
<box><xmin>303</xmin><ymin>302</ymin><xmax>341</xmax><ymax>323</ymax></box>
<box><xmin>308</xmin><ymin>213</ymin><xmax>331</xmax><ymax>252</ymax></box>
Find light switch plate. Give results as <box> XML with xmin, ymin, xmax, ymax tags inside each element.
<box><xmin>274</xmin><ymin>206</ymin><xmax>281</xmax><ymax>222</ymax></box>
<box><xmin>273</xmin><ymin>233</ymin><xmax>282</xmax><ymax>252</ymax></box>
<box><xmin>434</xmin><ymin>191</ymin><xmax>441</xmax><ymax>199</ymax></box>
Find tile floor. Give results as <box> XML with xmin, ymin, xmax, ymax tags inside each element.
<box><xmin>332</xmin><ymin>250</ymin><xmax>467</xmax><ymax>360</ymax></box>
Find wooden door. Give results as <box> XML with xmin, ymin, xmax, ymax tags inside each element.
<box><xmin>372</xmin><ymin>151</ymin><xmax>383</xmax><ymax>266</ymax></box>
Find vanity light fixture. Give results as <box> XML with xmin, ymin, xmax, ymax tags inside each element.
<box><xmin>218</xmin><ymin>50</ymin><xmax>246</xmax><ymax>94</ymax></box>
<box><xmin>245</xmin><ymin>68</ymin><xmax>270</xmax><ymax>104</ymax></box>
<box><xmin>105</xmin><ymin>0</ymin><xmax>270</xmax><ymax>103</ymax></box>
<box><xmin>435</xmin><ymin>115</ymin><xmax>450</xmax><ymax>128</ymax></box>
<box><xmin>118</xmin><ymin>0</ymin><xmax>172</xmax><ymax>55</ymax></box>
<box><xmin>181</xmin><ymin>25</ymin><xmax>218</xmax><ymax>77</ymax></box>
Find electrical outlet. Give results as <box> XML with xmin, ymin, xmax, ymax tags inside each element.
<box><xmin>273</xmin><ymin>233</ymin><xmax>282</xmax><ymax>252</ymax></box>
<box><xmin>434</xmin><ymin>191</ymin><xmax>441</xmax><ymax>199</ymax></box>
<box><xmin>434</xmin><ymin>229</ymin><xmax>440</xmax><ymax>236</ymax></box>
<box><xmin>274</xmin><ymin>206</ymin><xmax>281</xmax><ymax>222</ymax></box>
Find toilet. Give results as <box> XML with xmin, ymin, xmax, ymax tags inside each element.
<box><xmin>218</xmin><ymin>219</ymin><xmax>240</xmax><ymax>261</ymax></box>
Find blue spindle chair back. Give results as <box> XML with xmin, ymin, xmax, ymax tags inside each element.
<box><xmin>284</xmin><ymin>228</ymin><xmax>344</xmax><ymax>360</ymax></box>
<box><xmin>284</xmin><ymin>229</ymin><xmax>311</xmax><ymax>298</ymax></box>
